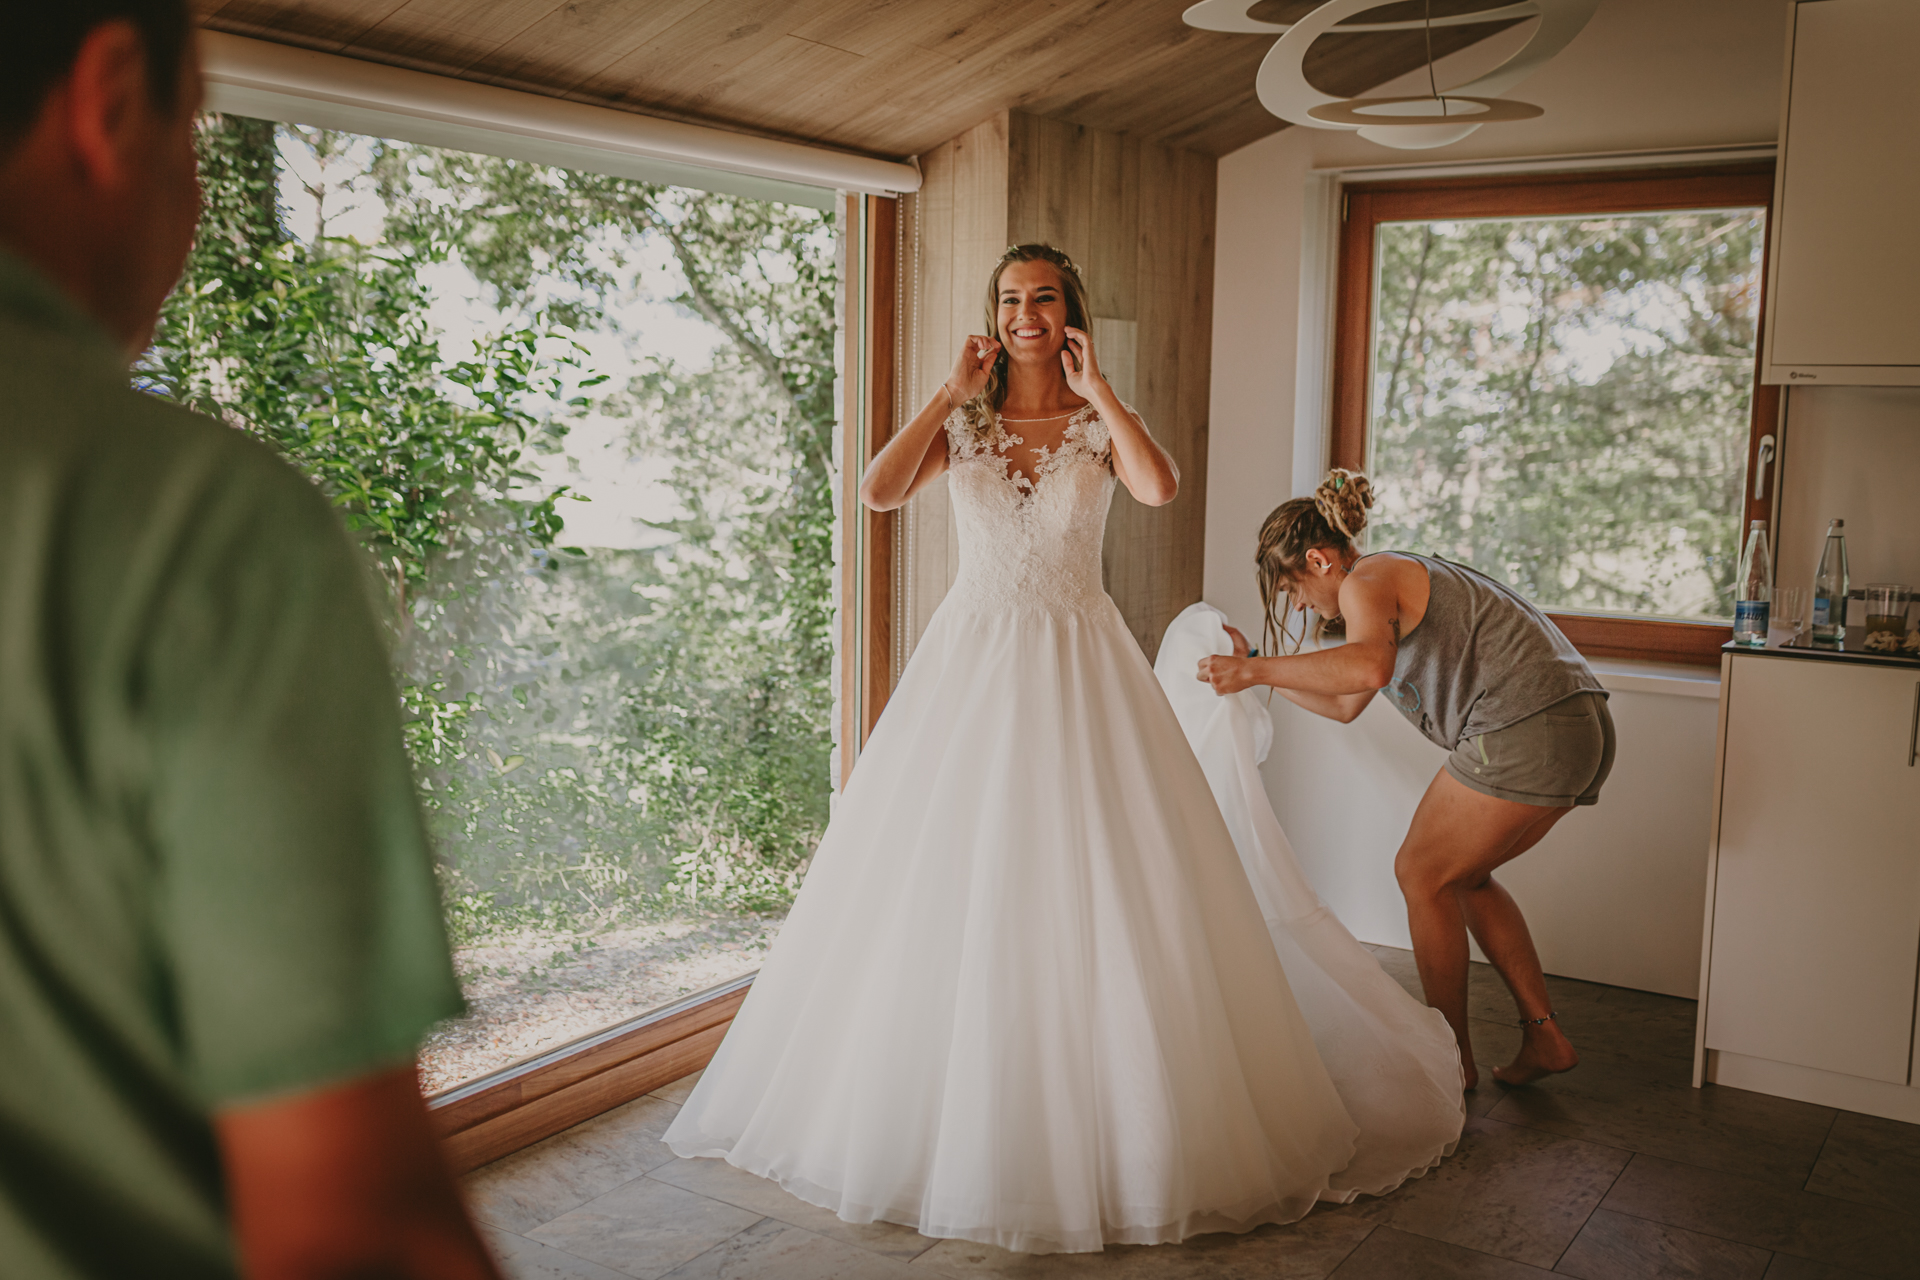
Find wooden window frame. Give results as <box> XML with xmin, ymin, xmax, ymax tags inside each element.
<box><xmin>840</xmin><ymin>193</ymin><xmax>900</xmax><ymax>779</ymax></box>
<box><xmin>425</xmin><ymin>196</ymin><xmax>901</xmax><ymax>1170</ymax></box>
<box><xmin>1332</xmin><ymin>163</ymin><xmax>1780</xmax><ymax>667</ymax></box>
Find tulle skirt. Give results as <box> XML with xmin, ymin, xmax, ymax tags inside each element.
<box><xmin>662</xmin><ymin>595</ymin><xmax>1446</xmax><ymax>1253</ymax></box>
<box><xmin>1153</xmin><ymin>603</ymin><xmax>1465</xmax><ymax>1199</ymax></box>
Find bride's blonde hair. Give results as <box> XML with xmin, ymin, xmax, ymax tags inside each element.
<box><xmin>955</xmin><ymin>244</ymin><xmax>1092</xmax><ymax>443</ymax></box>
<box><xmin>1254</xmin><ymin>468</ymin><xmax>1375</xmax><ymax>656</ymax></box>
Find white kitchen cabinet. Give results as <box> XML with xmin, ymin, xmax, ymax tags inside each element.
<box><xmin>1696</xmin><ymin>649</ymin><xmax>1920</xmax><ymax>1122</ymax></box>
<box><xmin>1762</xmin><ymin>0</ymin><xmax>1920</xmax><ymax>386</ymax></box>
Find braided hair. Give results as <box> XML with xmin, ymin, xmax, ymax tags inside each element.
<box><xmin>1254</xmin><ymin>468</ymin><xmax>1375</xmax><ymax>656</ymax></box>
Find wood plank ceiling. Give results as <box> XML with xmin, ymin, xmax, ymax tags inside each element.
<box><xmin>195</xmin><ymin>0</ymin><xmax>1524</xmax><ymax>159</ymax></box>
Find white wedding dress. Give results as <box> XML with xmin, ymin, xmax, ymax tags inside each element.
<box><xmin>663</xmin><ymin>406</ymin><xmax>1460</xmax><ymax>1254</ymax></box>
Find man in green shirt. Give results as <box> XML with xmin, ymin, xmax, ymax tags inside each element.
<box><xmin>0</xmin><ymin>5</ymin><xmax>503</xmax><ymax>1277</ymax></box>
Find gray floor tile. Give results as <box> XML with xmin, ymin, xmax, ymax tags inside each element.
<box><xmin>1762</xmin><ymin>1254</ymin><xmax>1883</xmax><ymax>1279</ymax></box>
<box><xmin>1555</xmin><ymin>1208</ymin><xmax>1771</xmax><ymax>1280</ymax></box>
<box><xmin>660</xmin><ymin>1217</ymin><xmax>923</xmax><ymax>1279</ymax></box>
<box><xmin>466</xmin><ymin>1095</ymin><xmax>686</xmax><ymax>1234</ymax></box>
<box><xmin>527</xmin><ymin>1177</ymin><xmax>763</xmax><ymax>1280</ymax></box>
<box><xmin>1365</xmin><ymin>1116</ymin><xmax>1628</xmax><ymax>1269</ymax></box>
<box><xmin>1488</xmin><ymin>1057</ymin><xmax>1835</xmax><ymax>1188</ymax></box>
<box><xmin>1600</xmin><ymin>1154</ymin><xmax>1920</xmax><ymax>1278</ymax></box>
<box><xmin>1575</xmin><ymin>987</ymin><xmax>1700</xmax><ymax>1065</ymax></box>
<box><xmin>648</xmin><ymin>1156</ymin><xmax>934</xmax><ymax>1260</ymax></box>
<box><xmin>1803</xmin><ymin>1110</ymin><xmax>1920</xmax><ymax>1216</ymax></box>
<box><xmin>1328</xmin><ymin>1226</ymin><xmax>1556</xmax><ymax>1278</ymax></box>
<box><xmin>482</xmin><ymin>1224</ymin><xmax>639</xmax><ymax>1280</ymax></box>
<box><xmin>650</xmin><ymin>1071</ymin><xmax>704</xmax><ymax>1105</ymax></box>
<box><xmin>909</xmin><ymin>1203</ymin><xmax>1389</xmax><ymax>1278</ymax></box>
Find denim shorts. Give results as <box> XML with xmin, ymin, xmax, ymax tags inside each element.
<box><xmin>1445</xmin><ymin>691</ymin><xmax>1616</xmax><ymax>808</ymax></box>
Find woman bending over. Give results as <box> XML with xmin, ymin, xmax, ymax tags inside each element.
<box><xmin>1199</xmin><ymin>471</ymin><xmax>1615</xmax><ymax>1089</ymax></box>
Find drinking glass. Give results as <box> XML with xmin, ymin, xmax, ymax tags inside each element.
<box><xmin>1773</xmin><ymin>586</ymin><xmax>1809</xmax><ymax>644</ymax></box>
<box><xmin>1864</xmin><ymin>584</ymin><xmax>1909</xmax><ymax>650</ymax></box>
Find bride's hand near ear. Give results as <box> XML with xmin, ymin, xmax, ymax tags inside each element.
<box><xmin>951</xmin><ymin>334</ymin><xmax>1001</xmax><ymax>401</ymax></box>
<box><xmin>859</xmin><ymin>335</ymin><xmax>1001</xmax><ymax>513</ymax></box>
<box><xmin>1060</xmin><ymin>326</ymin><xmax>1102</xmax><ymax>399</ymax></box>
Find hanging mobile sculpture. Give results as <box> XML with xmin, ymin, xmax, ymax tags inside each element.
<box><xmin>1183</xmin><ymin>0</ymin><xmax>1599</xmax><ymax>150</ymax></box>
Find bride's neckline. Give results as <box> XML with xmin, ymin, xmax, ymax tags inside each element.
<box><xmin>998</xmin><ymin>404</ymin><xmax>1092</xmax><ymax>424</ymax></box>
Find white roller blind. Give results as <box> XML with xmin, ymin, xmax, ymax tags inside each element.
<box><xmin>199</xmin><ymin>32</ymin><xmax>921</xmax><ymax>211</ymax></box>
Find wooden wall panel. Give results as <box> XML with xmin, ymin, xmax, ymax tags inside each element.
<box><xmin>889</xmin><ymin>113</ymin><xmax>1007</xmax><ymax>680</ymax></box>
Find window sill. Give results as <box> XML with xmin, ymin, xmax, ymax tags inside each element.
<box><xmin>1586</xmin><ymin>657</ymin><xmax>1721</xmax><ymax>700</ymax></box>
<box><xmin>1545</xmin><ymin>612</ymin><xmax>1731</xmax><ymax>669</ymax></box>
<box><xmin>427</xmin><ymin>973</ymin><xmax>752</xmax><ymax>1173</ymax></box>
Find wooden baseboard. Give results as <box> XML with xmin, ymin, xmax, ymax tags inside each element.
<box><xmin>427</xmin><ymin>974</ymin><xmax>753</xmax><ymax>1173</ymax></box>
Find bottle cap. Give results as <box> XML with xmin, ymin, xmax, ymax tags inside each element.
<box><xmin>1750</xmin><ymin>519</ymin><xmax>1766</xmax><ymax>530</ymax></box>
<box><xmin>1832</xmin><ymin>518</ymin><xmax>1845</xmax><ymax>529</ymax></box>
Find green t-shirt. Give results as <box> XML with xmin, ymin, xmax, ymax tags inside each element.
<box><xmin>0</xmin><ymin>251</ymin><xmax>465</xmax><ymax>1278</ymax></box>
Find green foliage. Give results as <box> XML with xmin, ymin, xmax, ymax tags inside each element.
<box><xmin>141</xmin><ymin>119</ymin><xmax>580</xmax><ymax>603</ymax></box>
<box><xmin>145</xmin><ymin>117</ymin><xmax>836</xmax><ymax>938</ymax></box>
<box><xmin>1368</xmin><ymin>210</ymin><xmax>1764</xmax><ymax>621</ymax></box>
<box><xmin>374</xmin><ymin>149</ymin><xmax>838</xmax><ymax>922</ymax></box>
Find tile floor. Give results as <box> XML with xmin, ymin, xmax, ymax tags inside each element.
<box><xmin>462</xmin><ymin>947</ymin><xmax>1920</xmax><ymax>1279</ymax></box>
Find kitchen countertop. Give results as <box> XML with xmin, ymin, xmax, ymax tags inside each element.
<box><xmin>1725</xmin><ymin>627</ymin><xmax>1920</xmax><ymax>669</ymax></box>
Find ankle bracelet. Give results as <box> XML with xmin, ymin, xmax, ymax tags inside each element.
<box><xmin>1519</xmin><ymin>1012</ymin><xmax>1558</xmax><ymax>1027</ymax></box>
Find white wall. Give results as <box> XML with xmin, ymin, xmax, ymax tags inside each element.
<box><xmin>1205</xmin><ymin>0</ymin><xmax>1791</xmax><ymax>997</ymax></box>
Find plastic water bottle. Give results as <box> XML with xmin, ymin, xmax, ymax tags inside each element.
<box><xmin>1811</xmin><ymin>518</ymin><xmax>1849</xmax><ymax>648</ymax></box>
<box><xmin>1733</xmin><ymin>521</ymin><xmax>1771</xmax><ymax>646</ymax></box>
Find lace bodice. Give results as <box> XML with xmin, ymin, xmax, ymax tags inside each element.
<box><xmin>941</xmin><ymin>404</ymin><xmax>1121</xmax><ymax>617</ymax></box>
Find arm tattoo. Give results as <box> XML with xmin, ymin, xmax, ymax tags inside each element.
<box><xmin>1389</xmin><ymin>616</ymin><xmax>1401</xmax><ymax>648</ymax></box>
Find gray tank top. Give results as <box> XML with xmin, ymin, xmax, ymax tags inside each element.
<box><xmin>1375</xmin><ymin>553</ymin><xmax>1604</xmax><ymax>751</ymax></box>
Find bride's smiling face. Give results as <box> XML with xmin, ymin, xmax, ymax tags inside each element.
<box><xmin>995</xmin><ymin>261</ymin><xmax>1072</xmax><ymax>369</ymax></box>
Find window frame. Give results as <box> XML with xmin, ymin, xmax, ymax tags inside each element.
<box><xmin>840</xmin><ymin>193</ymin><xmax>901</xmax><ymax>777</ymax></box>
<box><xmin>1330</xmin><ymin>163</ymin><xmax>1780</xmax><ymax>667</ymax></box>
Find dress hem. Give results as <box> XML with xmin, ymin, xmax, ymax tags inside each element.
<box><xmin>666</xmin><ymin>1131</ymin><xmax>1461</xmax><ymax>1255</ymax></box>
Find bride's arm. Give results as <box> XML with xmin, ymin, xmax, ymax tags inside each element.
<box><xmin>859</xmin><ymin>336</ymin><xmax>1000</xmax><ymax>512</ymax></box>
<box><xmin>1061</xmin><ymin>327</ymin><xmax>1177</xmax><ymax>507</ymax></box>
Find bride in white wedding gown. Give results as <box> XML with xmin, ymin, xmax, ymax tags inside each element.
<box><xmin>663</xmin><ymin>244</ymin><xmax>1462</xmax><ymax>1254</ymax></box>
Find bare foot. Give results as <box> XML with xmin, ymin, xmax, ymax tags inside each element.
<box><xmin>1493</xmin><ymin>1027</ymin><xmax>1579</xmax><ymax>1086</ymax></box>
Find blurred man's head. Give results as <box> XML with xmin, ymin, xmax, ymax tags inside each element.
<box><xmin>0</xmin><ymin>2</ymin><xmax>201</xmax><ymax>355</ymax></box>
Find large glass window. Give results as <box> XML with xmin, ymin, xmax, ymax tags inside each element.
<box><xmin>1366</xmin><ymin>207</ymin><xmax>1765</xmax><ymax>622</ymax></box>
<box><xmin>144</xmin><ymin>117</ymin><xmax>837</xmax><ymax>1091</ymax></box>
<box><xmin>1332</xmin><ymin>168</ymin><xmax>1777</xmax><ymax>663</ymax></box>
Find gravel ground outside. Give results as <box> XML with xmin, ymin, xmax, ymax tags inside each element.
<box><xmin>419</xmin><ymin>911</ymin><xmax>782</xmax><ymax>1093</ymax></box>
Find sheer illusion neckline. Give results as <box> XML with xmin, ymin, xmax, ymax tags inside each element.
<box><xmin>992</xmin><ymin>405</ymin><xmax>1101</xmax><ymax>493</ymax></box>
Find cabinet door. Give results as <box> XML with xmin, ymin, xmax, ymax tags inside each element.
<box><xmin>1764</xmin><ymin>0</ymin><xmax>1920</xmax><ymax>382</ymax></box>
<box><xmin>1705</xmin><ymin>659</ymin><xmax>1920</xmax><ymax>1083</ymax></box>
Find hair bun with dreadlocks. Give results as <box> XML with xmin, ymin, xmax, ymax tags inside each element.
<box><xmin>1313</xmin><ymin>468</ymin><xmax>1374</xmax><ymax>541</ymax></box>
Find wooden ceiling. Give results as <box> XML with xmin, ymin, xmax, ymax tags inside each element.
<box><xmin>195</xmin><ymin>0</ymin><xmax>1525</xmax><ymax>159</ymax></box>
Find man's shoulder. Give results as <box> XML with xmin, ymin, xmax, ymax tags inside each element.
<box><xmin>1</xmin><ymin>353</ymin><xmax>346</xmax><ymax>610</ymax></box>
<box><xmin>4</xmin><ymin>341</ymin><xmax>318</xmax><ymax>516</ymax></box>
